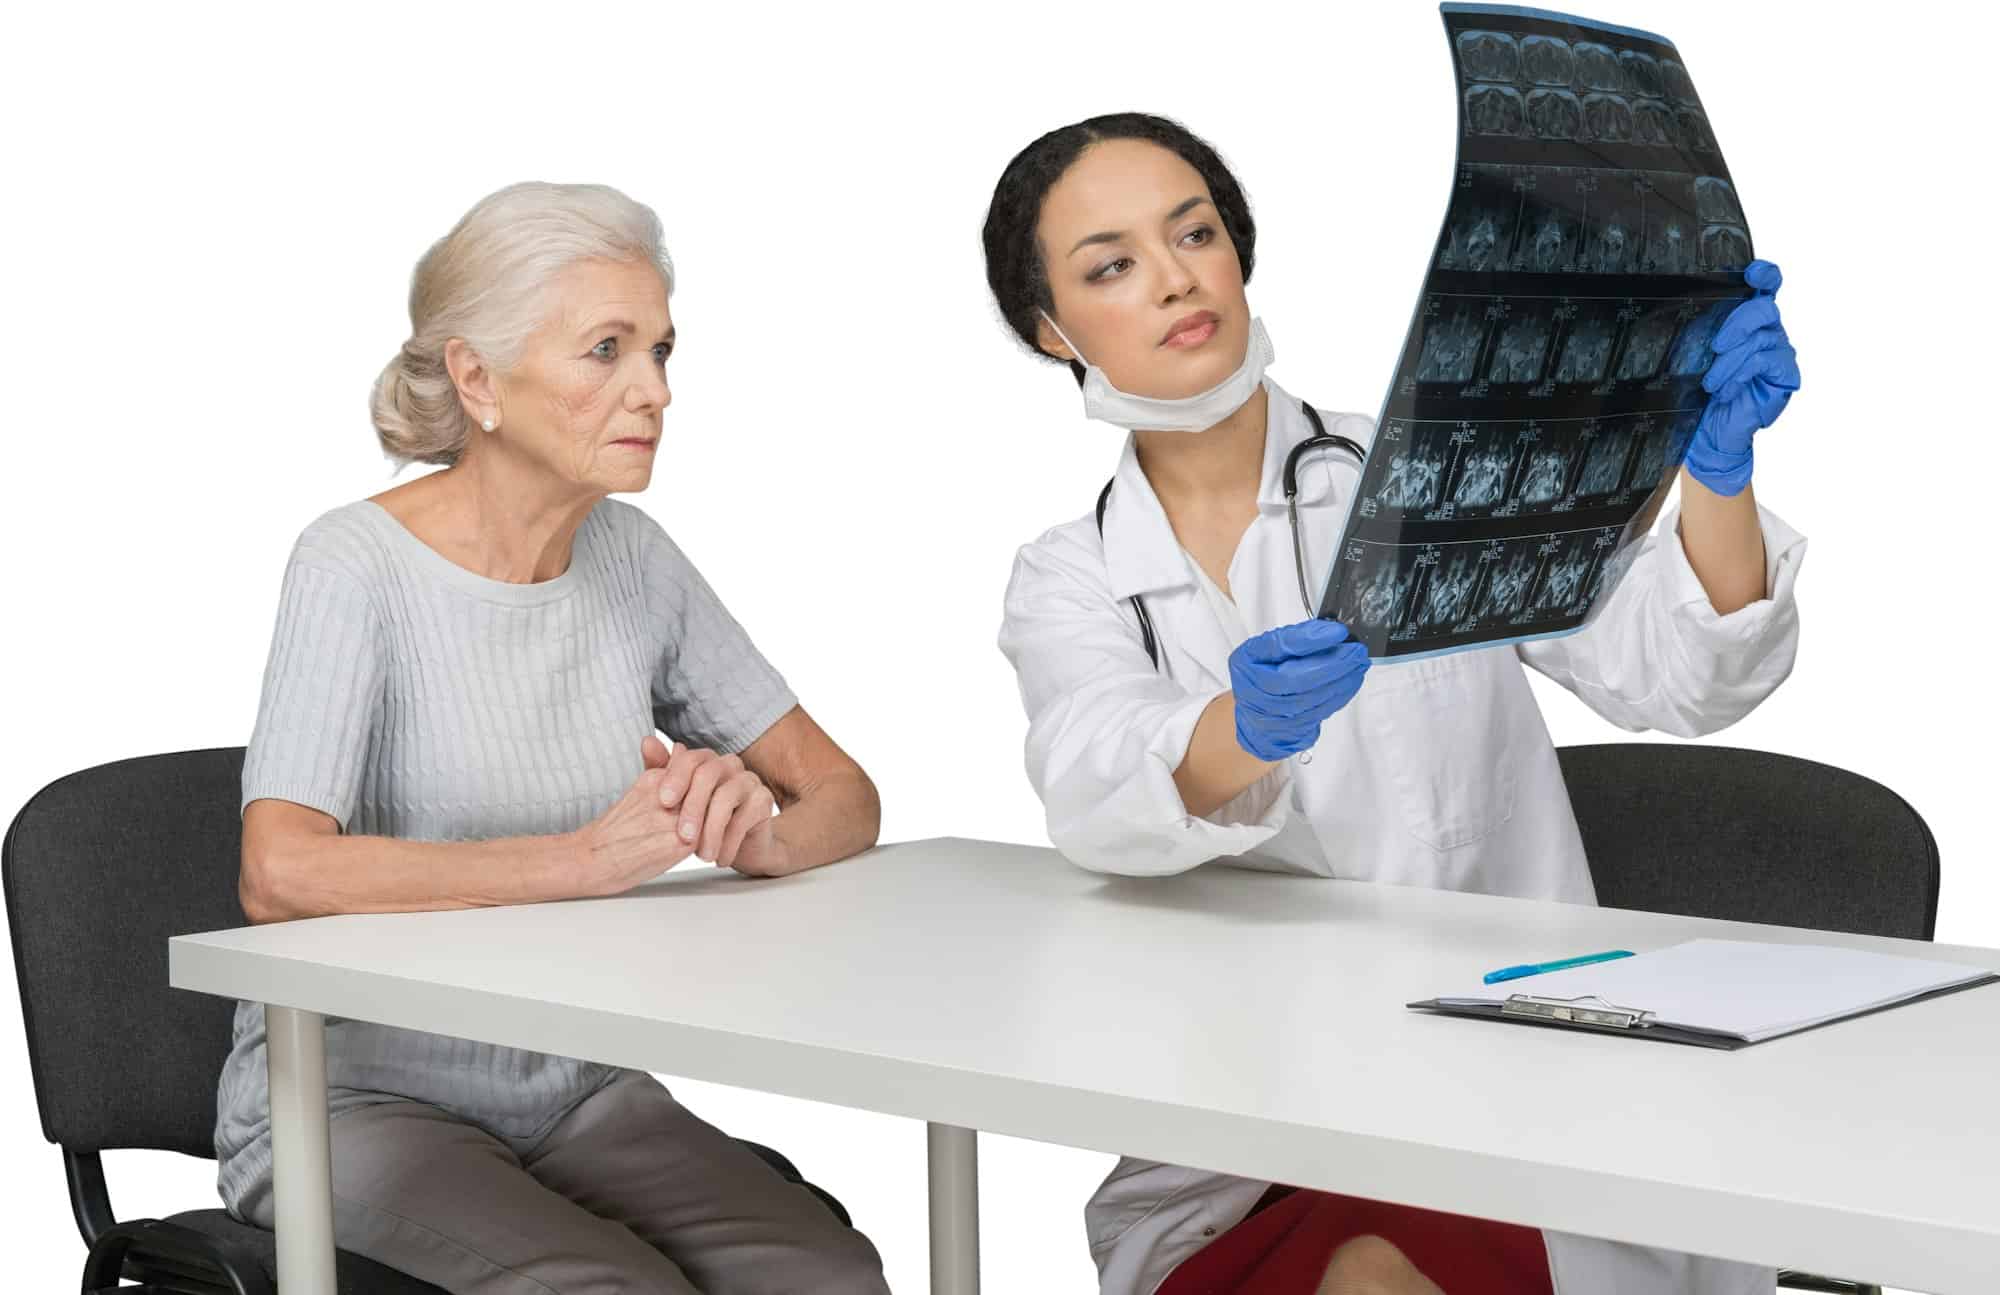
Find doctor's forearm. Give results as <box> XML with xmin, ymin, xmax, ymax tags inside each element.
<box><xmin>1675</xmin><ymin>469</ymin><xmax>1768</xmax><ymax>616</ymax></box>
<box><xmin>1173</xmin><ymin>693</ymin><xmax>1280</xmax><ymax>818</ymax></box>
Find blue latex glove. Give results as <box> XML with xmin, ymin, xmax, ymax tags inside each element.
<box><xmin>1227</xmin><ymin>619</ymin><xmax>1372</xmax><ymax>761</ymax></box>
<box><xmin>1686</xmin><ymin>259</ymin><xmax>1801</xmax><ymax>496</ymax></box>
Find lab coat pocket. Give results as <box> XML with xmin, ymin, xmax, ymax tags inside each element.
<box><xmin>1358</xmin><ymin>650</ymin><xmax>1520</xmax><ymax>851</ymax></box>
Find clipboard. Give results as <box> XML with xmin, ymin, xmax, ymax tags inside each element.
<box><xmin>1407</xmin><ymin>940</ymin><xmax>2000</xmax><ymax>1050</ymax></box>
<box><xmin>1407</xmin><ymin>991</ymin><xmax>1746</xmax><ymax>1049</ymax></box>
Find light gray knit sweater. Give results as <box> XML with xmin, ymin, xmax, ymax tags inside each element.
<box><xmin>215</xmin><ymin>496</ymin><xmax>797</xmax><ymax>1213</ymax></box>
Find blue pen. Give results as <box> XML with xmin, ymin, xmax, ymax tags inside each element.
<box><xmin>1483</xmin><ymin>949</ymin><xmax>1635</xmax><ymax>985</ymax></box>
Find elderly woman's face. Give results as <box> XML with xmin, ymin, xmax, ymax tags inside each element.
<box><xmin>494</xmin><ymin>256</ymin><xmax>673</xmax><ymax>491</ymax></box>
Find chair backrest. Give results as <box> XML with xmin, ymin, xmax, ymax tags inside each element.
<box><xmin>1557</xmin><ymin>743</ymin><xmax>1938</xmax><ymax>940</ymax></box>
<box><xmin>5</xmin><ymin>747</ymin><xmax>247</xmax><ymax>1158</ymax></box>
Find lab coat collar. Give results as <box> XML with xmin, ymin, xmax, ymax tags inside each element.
<box><xmin>1100</xmin><ymin>376</ymin><xmax>1326</xmax><ymax>602</ymax></box>
<box><xmin>1255</xmin><ymin>376</ymin><xmax>1337</xmax><ymax>510</ymax></box>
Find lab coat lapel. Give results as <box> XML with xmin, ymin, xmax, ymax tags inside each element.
<box><xmin>1100</xmin><ymin>436</ymin><xmax>1238</xmax><ymax>693</ymax></box>
<box><xmin>1234</xmin><ymin>379</ymin><xmax>1369</xmax><ymax>638</ymax></box>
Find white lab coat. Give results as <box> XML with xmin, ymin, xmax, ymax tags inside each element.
<box><xmin>997</xmin><ymin>375</ymin><xmax>1807</xmax><ymax>1295</ymax></box>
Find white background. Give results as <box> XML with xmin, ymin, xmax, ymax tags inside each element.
<box><xmin>2</xmin><ymin>2</ymin><xmax>1990</xmax><ymax>1291</ymax></box>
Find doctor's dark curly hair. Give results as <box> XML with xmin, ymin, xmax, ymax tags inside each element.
<box><xmin>981</xmin><ymin>112</ymin><xmax>1257</xmax><ymax>383</ymax></box>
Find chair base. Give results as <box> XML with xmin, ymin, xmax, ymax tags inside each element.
<box><xmin>85</xmin><ymin>1210</ymin><xmax>445</xmax><ymax>1295</ymax></box>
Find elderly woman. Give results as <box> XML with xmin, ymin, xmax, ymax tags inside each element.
<box><xmin>214</xmin><ymin>182</ymin><xmax>890</xmax><ymax>1294</ymax></box>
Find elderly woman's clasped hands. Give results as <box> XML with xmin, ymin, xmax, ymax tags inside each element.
<box><xmin>574</xmin><ymin>736</ymin><xmax>789</xmax><ymax>892</ymax></box>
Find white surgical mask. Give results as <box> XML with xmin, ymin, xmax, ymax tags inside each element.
<box><xmin>1041</xmin><ymin>310</ymin><xmax>1274</xmax><ymax>433</ymax></box>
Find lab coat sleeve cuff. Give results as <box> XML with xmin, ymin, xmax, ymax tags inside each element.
<box><xmin>1049</xmin><ymin>690</ymin><xmax>1289</xmax><ymax>877</ymax></box>
<box><xmin>1658</xmin><ymin>501</ymin><xmax>1808</xmax><ymax>646</ymax></box>
<box><xmin>1517</xmin><ymin>500</ymin><xmax>1807</xmax><ymax>737</ymax></box>
<box><xmin>1632</xmin><ymin>499</ymin><xmax>1807</xmax><ymax>736</ymax></box>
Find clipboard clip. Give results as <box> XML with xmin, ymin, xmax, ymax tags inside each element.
<box><xmin>1501</xmin><ymin>993</ymin><xmax>1653</xmax><ymax>1030</ymax></box>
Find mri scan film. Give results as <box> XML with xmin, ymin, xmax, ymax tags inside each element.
<box><xmin>1317</xmin><ymin>3</ymin><xmax>1755</xmax><ymax>658</ymax></box>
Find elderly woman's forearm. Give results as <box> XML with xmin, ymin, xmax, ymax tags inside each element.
<box><xmin>769</xmin><ymin>768</ymin><xmax>882</xmax><ymax>872</ymax></box>
<box><xmin>240</xmin><ymin>830</ymin><xmax>590</xmax><ymax>923</ymax></box>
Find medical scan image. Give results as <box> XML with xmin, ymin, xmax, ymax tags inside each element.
<box><xmin>1642</xmin><ymin>203</ymin><xmax>1695</xmax><ymax>274</ymax></box>
<box><xmin>1665</xmin><ymin>411</ymin><xmax>1699</xmax><ymax>467</ymax></box>
<box><xmin>1585</xmin><ymin>194</ymin><xmax>1641</xmax><ymax>273</ymax></box>
<box><xmin>1554</xmin><ymin>304</ymin><xmax>1620</xmax><ymax>384</ymax></box>
<box><xmin>1660</xmin><ymin>58</ymin><xmax>1700</xmax><ymax>106</ymax></box>
<box><xmin>1667</xmin><ymin>300</ymin><xmax>1732</xmax><ymax>377</ymax></box>
<box><xmin>1417</xmin><ymin>551</ymin><xmax>1481</xmax><ymax>628</ymax></box>
<box><xmin>1574</xmin><ymin>421</ymin><xmax>1637</xmax><ymax>496</ymax></box>
<box><xmin>1378</xmin><ymin>449</ymin><xmax>1448</xmax><ymax>511</ymax></box>
<box><xmin>1677</xmin><ymin>108</ymin><xmax>1717</xmax><ymax>152</ymax></box>
<box><xmin>1338</xmin><ymin>547</ymin><xmax>1421</xmax><ymax>631</ymax></box>
<box><xmin>1586</xmin><ymin>540</ymin><xmax>1635</xmax><ymax>604</ymax></box>
<box><xmin>1369</xmin><ymin>424</ymin><xmax>1454</xmax><ymax>513</ymax></box>
<box><xmin>1439</xmin><ymin>171</ymin><xmax>1516</xmax><ymax>272</ymax></box>
<box><xmin>1519</xmin><ymin>33</ymin><xmax>1574</xmax><ymax>84</ymax></box>
<box><xmin>1514</xmin><ymin>189</ymin><xmax>1581</xmax><ymax>271</ymax></box>
<box><xmin>1572</xmin><ymin>40</ymin><xmax>1623</xmax><ymax>91</ymax></box>
<box><xmin>1487</xmin><ymin>306</ymin><xmax>1555</xmax><ymax>383</ymax></box>
<box><xmin>1619</xmin><ymin>48</ymin><xmax>1664</xmax><ymax>97</ymax></box>
<box><xmin>1477</xmin><ymin>544</ymin><xmax>1538</xmax><ymax>620</ymax></box>
<box><xmin>1516</xmin><ymin>442</ymin><xmax>1574</xmax><ymax>505</ymax></box>
<box><xmin>1451</xmin><ymin>434</ymin><xmax>1519</xmax><ymax>510</ymax></box>
<box><xmin>1701</xmin><ymin>223</ymin><xmax>1752</xmax><ymax>272</ymax></box>
<box><xmin>1534</xmin><ymin>544</ymin><xmax>1594</xmax><ymax>613</ymax></box>
<box><xmin>1632</xmin><ymin>98</ymin><xmax>1676</xmax><ymax>147</ymax></box>
<box><xmin>1694</xmin><ymin>176</ymin><xmax>1744</xmax><ymax>224</ymax></box>
<box><xmin>1627</xmin><ymin>423</ymin><xmax>1673</xmax><ymax>491</ymax></box>
<box><xmin>1458</xmin><ymin>28</ymin><xmax>1521</xmax><ymax>81</ymax></box>
<box><xmin>1321</xmin><ymin>4</ymin><xmax>1756</xmax><ymax>658</ymax></box>
<box><xmin>1415</xmin><ymin>303</ymin><xmax>1488</xmax><ymax>384</ymax></box>
<box><xmin>1527</xmin><ymin>88</ymin><xmax>1585</xmax><ymax>140</ymax></box>
<box><xmin>1614</xmin><ymin>309</ymin><xmax>1678</xmax><ymax>382</ymax></box>
<box><xmin>1466</xmin><ymin>84</ymin><xmax>1527</xmax><ymax>136</ymax></box>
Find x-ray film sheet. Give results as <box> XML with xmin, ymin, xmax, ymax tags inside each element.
<box><xmin>1315</xmin><ymin>3</ymin><xmax>1755</xmax><ymax>659</ymax></box>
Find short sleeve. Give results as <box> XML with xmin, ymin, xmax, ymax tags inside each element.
<box><xmin>639</xmin><ymin>519</ymin><xmax>797</xmax><ymax>754</ymax></box>
<box><xmin>240</xmin><ymin>545</ymin><xmax>386</xmax><ymax>830</ymax></box>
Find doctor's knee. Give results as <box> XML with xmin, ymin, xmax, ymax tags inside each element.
<box><xmin>1316</xmin><ymin>1233</ymin><xmax>1444</xmax><ymax>1295</ymax></box>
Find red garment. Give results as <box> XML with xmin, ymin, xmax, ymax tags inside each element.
<box><xmin>1154</xmin><ymin>1186</ymin><xmax>1555</xmax><ymax>1294</ymax></box>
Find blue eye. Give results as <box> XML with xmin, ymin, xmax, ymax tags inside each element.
<box><xmin>592</xmin><ymin>338</ymin><xmax>618</xmax><ymax>360</ymax></box>
<box><xmin>652</xmin><ymin>343</ymin><xmax>671</xmax><ymax>365</ymax></box>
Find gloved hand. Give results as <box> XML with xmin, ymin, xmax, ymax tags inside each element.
<box><xmin>1227</xmin><ymin>618</ymin><xmax>1372</xmax><ymax>761</ymax></box>
<box><xmin>1686</xmin><ymin>259</ymin><xmax>1801</xmax><ymax>496</ymax></box>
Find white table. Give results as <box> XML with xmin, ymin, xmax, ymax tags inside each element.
<box><xmin>168</xmin><ymin>838</ymin><xmax>2000</xmax><ymax>1294</ymax></box>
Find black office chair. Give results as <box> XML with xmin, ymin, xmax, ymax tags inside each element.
<box><xmin>5</xmin><ymin>746</ymin><xmax>850</xmax><ymax>1295</ymax></box>
<box><xmin>1559</xmin><ymin>742</ymin><xmax>1940</xmax><ymax>1295</ymax></box>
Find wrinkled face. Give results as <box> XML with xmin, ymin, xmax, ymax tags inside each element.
<box><xmin>489</xmin><ymin>256</ymin><xmax>673</xmax><ymax>493</ymax></box>
<box><xmin>1033</xmin><ymin>138</ymin><xmax>1252</xmax><ymax>400</ymax></box>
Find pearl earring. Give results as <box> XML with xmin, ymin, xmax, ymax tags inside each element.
<box><xmin>482</xmin><ymin>417</ymin><xmax>496</xmax><ymax>432</ymax></box>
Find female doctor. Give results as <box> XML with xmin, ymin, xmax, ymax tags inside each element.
<box><xmin>984</xmin><ymin>113</ymin><xmax>1805</xmax><ymax>1295</ymax></box>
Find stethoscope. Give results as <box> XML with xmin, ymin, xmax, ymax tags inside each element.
<box><xmin>1093</xmin><ymin>399</ymin><xmax>1367</xmax><ymax>671</ymax></box>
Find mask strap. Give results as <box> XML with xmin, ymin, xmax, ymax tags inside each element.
<box><xmin>1039</xmin><ymin>309</ymin><xmax>1090</xmax><ymax>368</ymax></box>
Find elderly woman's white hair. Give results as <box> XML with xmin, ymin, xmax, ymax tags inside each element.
<box><xmin>372</xmin><ymin>181</ymin><xmax>676</xmax><ymax>467</ymax></box>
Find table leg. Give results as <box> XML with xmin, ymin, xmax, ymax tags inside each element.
<box><xmin>266</xmin><ymin>1005</ymin><xmax>337</xmax><ymax>1295</ymax></box>
<box><xmin>927</xmin><ymin>1123</ymin><xmax>980</xmax><ymax>1294</ymax></box>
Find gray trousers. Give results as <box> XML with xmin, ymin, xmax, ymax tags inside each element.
<box><xmin>235</xmin><ymin>1069</ymin><xmax>889</xmax><ymax>1294</ymax></box>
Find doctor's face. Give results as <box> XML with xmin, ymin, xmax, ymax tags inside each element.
<box><xmin>1033</xmin><ymin>138</ymin><xmax>1252</xmax><ymax>399</ymax></box>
